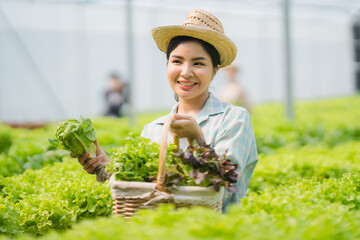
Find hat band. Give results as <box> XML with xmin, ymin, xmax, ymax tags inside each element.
<box><xmin>183</xmin><ymin>16</ymin><xmax>223</xmax><ymax>33</ymax></box>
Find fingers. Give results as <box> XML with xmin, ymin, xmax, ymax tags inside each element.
<box><xmin>173</xmin><ymin>113</ymin><xmax>191</xmax><ymax>120</ymax></box>
<box><xmin>77</xmin><ymin>139</ymin><xmax>108</xmax><ymax>175</ymax></box>
<box><xmin>94</xmin><ymin>138</ymin><xmax>100</xmax><ymax>148</ymax></box>
<box><xmin>170</xmin><ymin>118</ymin><xmax>193</xmax><ymax>131</ymax></box>
<box><xmin>94</xmin><ymin>139</ymin><xmax>104</xmax><ymax>155</ymax></box>
<box><xmin>170</xmin><ymin>121</ymin><xmax>183</xmax><ymax>130</ymax></box>
<box><xmin>171</xmin><ymin>114</ymin><xmax>190</xmax><ymax>128</ymax></box>
<box><xmin>169</xmin><ymin>130</ymin><xmax>180</xmax><ymax>139</ymax></box>
<box><xmin>169</xmin><ymin>124</ymin><xmax>187</xmax><ymax>139</ymax></box>
<box><xmin>83</xmin><ymin>154</ymin><xmax>103</xmax><ymax>174</ymax></box>
<box><xmin>78</xmin><ymin>152</ymin><xmax>90</xmax><ymax>165</ymax></box>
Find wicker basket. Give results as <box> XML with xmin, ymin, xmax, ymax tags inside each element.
<box><xmin>109</xmin><ymin>116</ymin><xmax>224</xmax><ymax>219</ymax></box>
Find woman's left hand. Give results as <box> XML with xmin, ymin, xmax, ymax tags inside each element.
<box><xmin>170</xmin><ymin>113</ymin><xmax>205</xmax><ymax>145</ymax></box>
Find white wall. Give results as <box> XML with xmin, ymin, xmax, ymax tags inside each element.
<box><xmin>0</xmin><ymin>0</ymin><xmax>356</xmax><ymax>122</ymax></box>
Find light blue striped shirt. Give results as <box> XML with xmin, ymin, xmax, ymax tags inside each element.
<box><xmin>141</xmin><ymin>93</ymin><xmax>258</xmax><ymax>212</ymax></box>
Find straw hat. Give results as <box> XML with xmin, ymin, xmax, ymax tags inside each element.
<box><xmin>152</xmin><ymin>9</ymin><xmax>237</xmax><ymax>68</ymax></box>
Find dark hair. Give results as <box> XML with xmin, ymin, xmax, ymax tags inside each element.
<box><xmin>109</xmin><ymin>72</ymin><xmax>120</xmax><ymax>80</ymax></box>
<box><xmin>166</xmin><ymin>36</ymin><xmax>220</xmax><ymax>68</ymax></box>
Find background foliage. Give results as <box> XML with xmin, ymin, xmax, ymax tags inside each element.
<box><xmin>0</xmin><ymin>95</ymin><xmax>359</xmax><ymax>239</ymax></box>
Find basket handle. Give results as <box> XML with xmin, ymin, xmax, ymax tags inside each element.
<box><xmin>156</xmin><ymin>115</ymin><xmax>179</xmax><ymax>192</ymax></box>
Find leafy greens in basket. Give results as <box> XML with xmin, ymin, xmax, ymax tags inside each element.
<box><xmin>106</xmin><ymin>133</ymin><xmax>176</xmax><ymax>182</ymax></box>
<box><xmin>107</xmin><ymin>134</ymin><xmax>240</xmax><ymax>193</ymax></box>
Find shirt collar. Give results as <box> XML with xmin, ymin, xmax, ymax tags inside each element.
<box><xmin>153</xmin><ymin>93</ymin><xmax>225</xmax><ymax>125</ymax></box>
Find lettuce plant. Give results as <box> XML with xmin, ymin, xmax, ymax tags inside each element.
<box><xmin>48</xmin><ymin>117</ymin><xmax>96</xmax><ymax>158</ymax></box>
<box><xmin>48</xmin><ymin>117</ymin><xmax>108</xmax><ymax>182</ymax></box>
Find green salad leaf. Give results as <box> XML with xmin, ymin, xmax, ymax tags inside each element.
<box><xmin>106</xmin><ymin>133</ymin><xmax>176</xmax><ymax>182</ymax></box>
<box><xmin>48</xmin><ymin>117</ymin><xmax>96</xmax><ymax>158</ymax></box>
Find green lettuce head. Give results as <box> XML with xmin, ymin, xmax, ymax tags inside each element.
<box><xmin>49</xmin><ymin>117</ymin><xmax>96</xmax><ymax>158</ymax></box>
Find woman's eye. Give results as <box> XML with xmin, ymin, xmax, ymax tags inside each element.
<box><xmin>194</xmin><ymin>62</ymin><xmax>205</xmax><ymax>66</ymax></box>
<box><xmin>172</xmin><ymin>60</ymin><xmax>182</xmax><ymax>64</ymax></box>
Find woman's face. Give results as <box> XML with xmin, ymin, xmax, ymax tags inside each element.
<box><xmin>167</xmin><ymin>40</ymin><xmax>219</xmax><ymax>103</ymax></box>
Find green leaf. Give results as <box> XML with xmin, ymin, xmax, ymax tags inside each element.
<box><xmin>49</xmin><ymin>117</ymin><xmax>97</xmax><ymax>158</ymax></box>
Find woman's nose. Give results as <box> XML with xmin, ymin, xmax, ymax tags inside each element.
<box><xmin>180</xmin><ymin>64</ymin><xmax>193</xmax><ymax>78</ymax></box>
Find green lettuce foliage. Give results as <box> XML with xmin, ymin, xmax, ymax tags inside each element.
<box><xmin>249</xmin><ymin>141</ymin><xmax>360</xmax><ymax>193</ymax></box>
<box><xmin>0</xmin><ymin>135</ymin><xmax>67</xmax><ymax>177</ymax></box>
<box><xmin>0</xmin><ymin>154</ymin><xmax>23</xmax><ymax>177</ymax></box>
<box><xmin>0</xmin><ymin>158</ymin><xmax>112</xmax><ymax>236</ymax></box>
<box><xmin>106</xmin><ymin>133</ymin><xmax>176</xmax><ymax>182</ymax></box>
<box><xmin>48</xmin><ymin>117</ymin><xmax>96</xmax><ymax>158</ymax></box>
<box><xmin>0</xmin><ymin>130</ymin><xmax>12</xmax><ymax>154</ymax></box>
<box><xmin>22</xmin><ymin>174</ymin><xmax>360</xmax><ymax>240</ymax></box>
<box><xmin>252</xmin><ymin>96</ymin><xmax>360</xmax><ymax>154</ymax></box>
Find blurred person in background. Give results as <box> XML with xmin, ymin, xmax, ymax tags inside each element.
<box><xmin>104</xmin><ymin>72</ymin><xmax>127</xmax><ymax>117</ymax></box>
<box><xmin>76</xmin><ymin>9</ymin><xmax>258</xmax><ymax>213</ymax></box>
<box><xmin>217</xmin><ymin>64</ymin><xmax>250</xmax><ymax>111</ymax></box>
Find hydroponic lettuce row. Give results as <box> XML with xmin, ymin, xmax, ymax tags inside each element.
<box><xmin>1</xmin><ymin>96</ymin><xmax>359</xmax><ymax>239</ymax></box>
<box><xmin>0</xmin><ymin>158</ymin><xmax>112</xmax><ymax>236</ymax></box>
<box><xmin>106</xmin><ymin>134</ymin><xmax>240</xmax><ymax>192</ymax></box>
<box><xmin>48</xmin><ymin>117</ymin><xmax>108</xmax><ymax>182</ymax></box>
<box><xmin>19</xmin><ymin>173</ymin><xmax>360</xmax><ymax>240</ymax></box>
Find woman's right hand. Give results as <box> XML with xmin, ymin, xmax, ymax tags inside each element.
<box><xmin>71</xmin><ymin>139</ymin><xmax>109</xmax><ymax>174</ymax></box>
<box><xmin>170</xmin><ymin>113</ymin><xmax>205</xmax><ymax>146</ymax></box>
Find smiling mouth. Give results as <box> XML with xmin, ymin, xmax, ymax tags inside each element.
<box><xmin>178</xmin><ymin>81</ymin><xmax>197</xmax><ymax>86</ymax></box>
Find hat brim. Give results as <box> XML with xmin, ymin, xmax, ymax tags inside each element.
<box><xmin>152</xmin><ymin>25</ymin><xmax>237</xmax><ymax>68</ymax></box>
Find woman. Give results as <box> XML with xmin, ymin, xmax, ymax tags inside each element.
<box><xmin>78</xmin><ymin>9</ymin><xmax>258</xmax><ymax>212</ymax></box>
